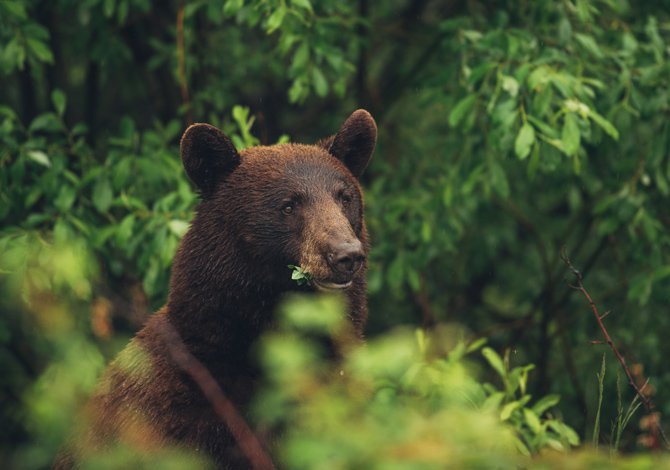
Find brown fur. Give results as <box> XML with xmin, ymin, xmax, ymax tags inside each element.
<box><xmin>55</xmin><ymin>110</ymin><xmax>377</xmax><ymax>469</ymax></box>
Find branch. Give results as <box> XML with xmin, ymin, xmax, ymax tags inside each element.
<box><xmin>176</xmin><ymin>1</ymin><xmax>192</xmax><ymax>124</ymax></box>
<box><xmin>158</xmin><ymin>319</ymin><xmax>276</xmax><ymax>470</ymax></box>
<box><xmin>561</xmin><ymin>251</ymin><xmax>669</xmax><ymax>448</ymax></box>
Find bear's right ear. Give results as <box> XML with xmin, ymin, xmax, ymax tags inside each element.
<box><xmin>180</xmin><ymin>123</ymin><xmax>240</xmax><ymax>197</ymax></box>
<box><xmin>325</xmin><ymin>109</ymin><xmax>377</xmax><ymax>178</ymax></box>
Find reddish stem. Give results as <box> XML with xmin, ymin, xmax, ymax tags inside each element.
<box><xmin>159</xmin><ymin>319</ymin><xmax>276</xmax><ymax>470</ymax></box>
<box><xmin>562</xmin><ymin>253</ymin><xmax>669</xmax><ymax>448</ymax></box>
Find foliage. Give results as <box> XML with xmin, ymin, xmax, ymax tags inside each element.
<box><xmin>254</xmin><ymin>294</ymin><xmax>581</xmax><ymax>468</ymax></box>
<box><xmin>2</xmin><ymin>0</ymin><xmax>670</xmax><ymax>467</ymax></box>
<box><xmin>288</xmin><ymin>264</ymin><xmax>313</xmax><ymax>287</ymax></box>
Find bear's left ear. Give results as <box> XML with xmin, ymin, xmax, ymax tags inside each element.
<box><xmin>180</xmin><ymin>123</ymin><xmax>240</xmax><ymax>197</ymax></box>
<box><xmin>326</xmin><ymin>109</ymin><xmax>377</xmax><ymax>178</ymax></box>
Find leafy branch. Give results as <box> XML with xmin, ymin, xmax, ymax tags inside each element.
<box><xmin>288</xmin><ymin>264</ymin><xmax>311</xmax><ymax>286</ymax></box>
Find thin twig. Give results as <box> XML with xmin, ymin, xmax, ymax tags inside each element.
<box><xmin>158</xmin><ymin>319</ymin><xmax>276</xmax><ymax>470</ymax></box>
<box><xmin>176</xmin><ymin>1</ymin><xmax>192</xmax><ymax>124</ymax></box>
<box><xmin>561</xmin><ymin>251</ymin><xmax>670</xmax><ymax>448</ymax></box>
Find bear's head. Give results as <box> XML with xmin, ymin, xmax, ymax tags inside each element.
<box><xmin>172</xmin><ymin>110</ymin><xmax>376</xmax><ymax>314</ymax></box>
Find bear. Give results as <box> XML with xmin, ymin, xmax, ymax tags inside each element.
<box><xmin>55</xmin><ymin>109</ymin><xmax>377</xmax><ymax>469</ymax></box>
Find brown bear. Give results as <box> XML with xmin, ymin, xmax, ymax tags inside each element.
<box><xmin>56</xmin><ymin>109</ymin><xmax>377</xmax><ymax>469</ymax></box>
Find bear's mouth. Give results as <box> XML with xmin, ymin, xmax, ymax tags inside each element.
<box><xmin>312</xmin><ymin>279</ymin><xmax>353</xmax><ymax>292</ymax></box>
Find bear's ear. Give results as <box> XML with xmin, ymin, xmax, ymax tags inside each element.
<box><xmin>324</xmin><ymin>109</ymin><xmax>377</xmax><ymax>178</ymax></box>
<box><xmin>180</xmin><ymin>123</ymin><xmax>240</xmax><ymax>197</ymax></box>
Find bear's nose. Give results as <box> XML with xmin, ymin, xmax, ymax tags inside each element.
<box><xmin>327</xmin><ymin>240</ymin><xmax>365</xmax><ymax>275</ymax></box>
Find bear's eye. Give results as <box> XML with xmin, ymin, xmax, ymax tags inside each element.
<box><xmin>281</xmin><ymin>201</ymin><xmax>295</xmax><ymax>215</ymax></box>
<box><xmin>339</xmin><ymin>191</ymin><xmax>353</xmax><ymax>206</ymax></box>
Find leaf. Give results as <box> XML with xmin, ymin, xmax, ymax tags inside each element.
<box><xmin>482</xmin><ymin>347</ymin><xmax>506</xmax><ymax>380</ymax></box>
<box><xmin>27</xmin><ymin>150</ymin><xmax>51</xmax><ymax>167</ymax></box>
<box><xmin>387</xmin><ymin>255</ymin><xmax>405</xmax><ymax>290</ymax></box>
<box><xmin>575</xmin><ymin>33</ymin><xmax>604</xmax><ymax>58</ymax></box>
<box><xmin>232</xmin><ymin>105</ymin><xmax>250</xmax><ymax>129</ymax></box>
<box><xmin>116</xmin><ymin>215</ymin><xmax>135</xmax><ymax>245</ymax></box>
<box><xmin>104</xmin><ymin>0</ymin><xmax>115</xmax><ymax>17</ymax></box>
<box><xmin>548</xmin><ymin>421</ymin><xmax>580</xmax><ymax>446</ymax></box>
<box><xmin>482</xmin><ymin>392</ymin><xmax>505</xmax><ymax>412</ymax></box>
<box><xmin>561</xmin><ymin>113</ymin><xmax>580</xmax><ymax>156</ymax></box>
<box><xmin>563</xmin><ymin>424</ymin><xmax>581</xmax><ymax>446</ymax></box>
<box><xmin>448</xmin><ymin>94</ymin><xmax>477</xmax><ymax>128</ymax></box>
<box><xmin>500</xmin><ymin>400</ymin><xmax>520</xmax><ymax>421</ymax></box>
<box><xmin>489</xmin><ymin>160</ymin><xmax>510</xmax><ymax>197</ymax></box>
<box><xmin>51</xmin><ymin>89</ymin><xmax>66</xmax><ymax>116</ymax></box>
<box><xmin>466</xmin><ymin>337</ymin><xmax>487</xmax><ymax>353</ymax></box>
<box><xmin>1</xmin><ymin>1</ymin><xmax>28</xmax><ymax>19</ymax></box>
<box><xmin>291</xmin><ymin>0</ymin><xmax>313</xmax><ymax>11</ymax></box>
<box><xmin>627</xmin><ymin>273</ymin><xmax>652</xmax><ymax>305</ymax></box>
<box><xmin>54</xmin><ymin>185</ymin><xmax>76</xmax><ymax>212</ymax></box>
<box><xmin>513</xmin><ymin>437</ymin><xmax>531</xmax><ymax>457</ymax></box>
<box><xmin>168</xmin><ymin>220</ymin><xmax>189</xmax><ymax>238</ymax></box>
<box><xmin>26</xmin><ymin>38</ymin><xmax>54</xmax><ymax>63</ymax></box>
<box><xmin>29</xmin><ymin>113</ymin><xmax>61</xmax><ymax>132</ymax></box>
<box><xmin>311</xmin><ymin>67</ymin><xmax>328</xmax><ymax>97</ymax></box>
<box><xmin>288</xmin><ymin>78</ymin><xmax>307</xmax><ymax>103</ymax></box>
<box><xmin>532</xmin><ymin>394</ymin><xmax>560</xmax><ymax>416</ymax></box>
<box><xmin>589</xmin><ymin>110</ymin><xmax>619</xmax><ymax>140</ymax></box>
<box><xmin>524</xmin><ymin>408</ymin><xmax>542</xmax><ymax>434</ymax></box>
<box><xmin>527</xmin><ymin>66</ymin><xmax>551</xmax><ymax>90</ymax></box>
<box><xmin>288</xmin><ymin>265</ymin><xmax>311</xmax><ymax>285</ymax></box>
<box><xmin>291</xmin><ymin>43</ymin><xmax>310</xmax><ymax>72</ymax></box>
<box><xmin>501</xmin><ymin>76</ymin><xmax>519</xmax><ymax>97</ymax></box>
<box><xmin>92</xmin><ymin>177</ymin><xmax>113</xmax><ymax>213</ymax></box>
<box><xmin>266</xmin><ymin>7</ymin><xmax>286</xmax><ymax>34</ymax></box>
<box><xmin>514</xmin><ymin>123</ymin><xmax>535</xmax><ymax>160</ymax></box>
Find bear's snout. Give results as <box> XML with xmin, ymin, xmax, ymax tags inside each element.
<box><xmin>327</xmin><ymin>240</ymin><xmax>365</xmax><ymax>276</ymax></box>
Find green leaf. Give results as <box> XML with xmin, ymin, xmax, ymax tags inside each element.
<box><xmin>1</xmin><ymin>1</ymin><xmax>27</xmax><ymax>19</ymax></box>
<box><xmin>514</xmin><ymin>123</ymin><xmax>535</xmax><ymax>160</ymax></box>
<box><xmin>563</xmin><ymin>424</ymin><xmax>581</xmax><ymax>446</ymax></box>
<box><xmin>288</xmin><ymin>265</ymin><xmax>311</xmax><ymax>286</ymax></box>
<box><xmin>291</xmin><ymin>43</ymin><xmax>310</xmax><ymax>72</ymax></box>
<box><xmin>387</xmin><ymin>255</ymin><xmax>405</xmax><ymax>290</ymax></box>
<box><xmin>29</xmin><ymin>113</ymin><xmax>61</xmax><ymax>132</ymax></box>
<box><xmin>168</xmin><ymin>220</ymin><xmax>189</xmax><ymax>238</ymax></box>
<box><xmin>27</xmin><ymin>150</ymin><xmax>51</xmax><ymax>167</ymax></box>
<box><xmin>489</xmin><ymin>160</ymin><xmax>510</xmax><ymax>197</ymax></box>
<box><xmin>575</xmin><ymin>33</ymin><xmax>604</xmax><ymax>58</ymax></box>
<box><xmin>266</xmin><ymin>7</ymin><xmax>286</xmax><ymax>34</ymax></box>
<box><xmin>532</xmin><ymin>394</ymin><xmax>560</xmax><ymax>416</ymax></box>
<box><xmin>116</xmin><ymin>214</ymin><xmax>135</xmax><ymax>245</ymax></box>
<box><xmin>524</xmin><ymin>408</ymin><xmax>542</xmax><ymax>434</ymax></box>
<box><xmin>466</xmin><ymin>337</ymin><xmax>487</xmax><ymax>354</ymax></box>
<box><xmin>104</xmin><ymin>0</ymin><xmax>115</xmax><ymax>17</ymax></box>
<box><xmin>482</xmin><ymin>392</ymin><xmax>505</xmax><ymax>412</ymax></box>
<box><xmin>500</xmin><ymin>400</ymin><xmax>520</xmax><ymax>421</ymax></box>
<box><xmin>501</xmin><ymin>75</ymin><xmax>519</xmax><ymax>97</ymax></box>
<box><xmin>527</xmin><ymin>66</ymin><xmax>551</xmax><ymax>90</ymax></box>
<box><xmin>448</xmin><ymin>94</ymin><xmax>477</xmax><ymax>128</ymax></box>
<box><xmin>51</xmin><ymin>89</ymin><xmax>66</xmax><ymax>116</ymax></box>
<box><xmin>55</xmin><ymin>185</ymin><xmax>76</xmax><ymax>212</ymax></box>
<box><xmin>291</xmin><ymin>0</ymin><xmax>313</xmax><ymax>11</ymax></box>
<box><xmin>561</xmin><ymin>113</ymin><xmax>580</xmax><ymax>156</ymax></box>
<box><xmin>288</xmin><ymin>78</ymin><xmax>307</xmax><ymax>103</ymax></box>
<box><xmin>92</xmin><ymin>177</ymin><xmax>113</xmax><ymax>213</ymax></box>
<box><xmin>26</xmin><ymin>38</ymin><xmax>54</xmax><ymax>63</ymax></box>
<box><xmin>311</xmin><ymin>67</ymin><xmax>328</xmax><ymax>97</ymax></box>
<box><xmin>589</xmin><ymin>110</ymin><xmax>619</xmax><ymax>140</ymax></box>
<box><xmin>482</xmin><ymin>347</ymin><xmax>506</xmax><ymax>380</ymax></box>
